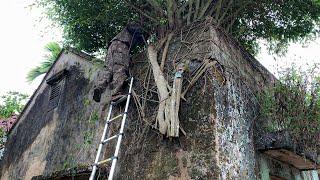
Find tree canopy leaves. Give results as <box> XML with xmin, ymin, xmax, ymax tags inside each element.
<box><xmin>0</xmin><ymin>92</ymin><xmax>28</xmax><ymax>119</ymax></box>
<box><xmin>0</xmin><ymin>92</ymin><xmax>28</xmax><ymax>149</ymax></box>
<box><xmin>36</xmin><ymin>0</ymin><xmax>320</xmax><ymax>54</ymax></box>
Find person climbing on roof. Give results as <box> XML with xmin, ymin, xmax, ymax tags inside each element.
<box><xmin>93</xmin><ymin>22</ymin><xmax>145</xmax><ymax>102</ymax></box>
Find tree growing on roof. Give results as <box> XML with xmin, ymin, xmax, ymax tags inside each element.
<box><xmin>35</xmin><ymin>0</ymin><xmax>320</xmax><ymax>55</ymax></box>
<box><xmin>34</xmin><ymin>0</ymin><xmax>320</xmax><ymax>136</ymax></box>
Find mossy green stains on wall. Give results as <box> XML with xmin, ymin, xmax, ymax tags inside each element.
<box><xmin>0</xmin><ymin>84</ymin><xmax>55</xmax><ymax>179</ymax></box>
<box><xmin>213</xmin><ymin>74</ymin><xmax>258</xmax><ymax>179</ymax></box>
<box><xmin>147</xmin><ymin>148</ymin><xmax>178</xmax><ymax>179</ymax></box>
<box><xmin>0</xmin><ymin>51</ymin><xmax>108</xmax><ymax>179</ymax></box>
<box><xmin>43</xmin><ymin>65</ymin><xmax>105</xmax><ymax>173</ymax></box>
<box><xmin>2</xmin><ymin>25</ymin><xmax>308</xmax><ymax>180</ymax></box>
<box><xmin>115</xmin><ymin>23</ymin><xmax>274</xmax><ymax>179</ymax></box>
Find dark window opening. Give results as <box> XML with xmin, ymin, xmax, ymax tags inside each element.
<box><xmin>47</xmin><ymin>69</ymin><xmax>68</xmax><ymax>111</ymax></box>
<box><xmin>48</xmin><ymin>81</ymin><xmax>62</xmax><ymax>111</ymax></box>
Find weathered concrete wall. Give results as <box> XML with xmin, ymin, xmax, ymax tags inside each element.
<box><xmin>116</xmin><ymin>22</ymin><xmax>273</xmax><ymax>179</ymax></box>
<box><xmin>0</xmin><ymin>23</ymin><xmax>318</xmax><ymax>180</ymax></box>
<box><xmin>0</xmin><ymin>50</ymin><xmax>110</xmax><ymax>179</ymax></box>
<box><xmin>117</xmin><ymin>22</ymin><xmax>318</xmax><ymax>179</ymax></box>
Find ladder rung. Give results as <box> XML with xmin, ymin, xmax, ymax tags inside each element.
<box><xmin>90</xmin><ymin>77</ymin><xmax>133</xmax><ymax>180</ymax></box>
<box><xmin>98</xmin><ymin>156</ymin><xmax>118</xmax><ymax>165</ymax></box>
<box><xmin>102</xmin><ymin>134</ymin><xmax>118</xmax><ymax>144</ymax></box>
<box><xmin>108</xmin><ymin>113</ymin><xmax>124</xmax><ymax>123</ymax></box>
<box><xmin>97</xmin><ymin>158</ymin><xmax>112</xmax><ymax>165</ymax></box>
<box><xmin>111</xmin><ymin>94</ymin><xmax>128</xmax><ymax>105</ymax></box>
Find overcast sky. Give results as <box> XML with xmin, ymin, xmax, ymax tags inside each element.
<box><xmin>0</xmin><ymin>0</ymin><xmax>319</xmax><ymax>98</ymax></box>
<box><xmin>0</xmin><ymin>0</ymin><xmax>62</xmax><ymax>97</ymax></box>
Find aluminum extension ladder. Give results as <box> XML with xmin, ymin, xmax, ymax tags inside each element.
<box><xmin>89</xmin><ymin>77</ymin><xmax>134</xmax><ymax>180</ymax></box>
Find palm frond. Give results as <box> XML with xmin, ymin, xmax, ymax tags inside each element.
<box><xmin>26</xmin><ymin>42</ymin><xmax>62</xmax><ymax>83</ymax></box>
<box><xmin>44</xmin><ymin>42</ymin><xmax>62</xmax><ymax>53</ymax></box>
<box><xmin>26</xmin><ymin>67</ymin><xmax>44</xmax><ymax>83</ymax></box>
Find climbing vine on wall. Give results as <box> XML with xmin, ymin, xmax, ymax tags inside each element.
<box><xmin>259</xmin><ymin>63</ymin><xmax>320</xmax><ymax>155</ymax></box>
<box><xmin>63</xmin><ymin>99</ymin><xmax>99</xmax><ymax>170</ymax></box>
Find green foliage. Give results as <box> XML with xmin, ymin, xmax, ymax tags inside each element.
<box><xmin>63</xmin><ymin>161</ymin><xmax>69</xmax><ymax>169</ymax></box>
<box><xmin>234</xmin><ymin>1</ymin><xmax>320</xmax><ymax>55</ymax></box>
<box><xmin>35</xmin><ymin>0</ymin><xmax>320</xmax><ymax>55</ymax></box>
<box><xmin>0</xmin><ymin>92</ymin><xmax>29</xmax><ymax>119</ymax></box>
<box><xmin>35</xmin><ymin>0</ymin><xmax>133</xmax><ymax>53</ymax></box>
<box><xmin>83</xmin><ymin>112</ymin><xmax>98</xmax><ymax>145</ymax></box>
<box><xmin>86</xmin><ymin>63</ymin><xmax>105</xmax><ymax>79</ymax></box>
<box><xmin>0</xmin><ymin>92</ymin><xmax>29</xmax><ymax>148</ymax></box>
<box><xmin>26</xmin><ymin>42</ymin><xmax>62</xmax><ymax>83</ymax></box>
<box><xmin>83</xmin><ymin>99</ymin><xmax>90</xmax><ymax>107</ymax></box>
<box><xmin>63</xmin><ymin>105</ymin><xmax>99</xmax><ymax>170</ymax></box>
<box><xmin>259</xmin><ymin>63</ymin><xmax>320</xmax><ymax>148</ymax></box>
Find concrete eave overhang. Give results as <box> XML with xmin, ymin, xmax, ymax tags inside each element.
<box><xmin>255</xmin><ymin>130</ymin><xmax>319</xmax><ymax>170</ymax></box>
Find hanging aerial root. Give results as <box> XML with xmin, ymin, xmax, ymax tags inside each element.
<box><xmin>160</xmin><ymin>32</ymin><xmax>175</xmax><ymax>70</ymax></box>
<box><xmin>147</xmin><ymin>42</ymin><xmax>184</xmax><ymax>137</ymax></box>
<box><xmin>181</xmin><ymin>60</ymin><xmax>217</xmax><ymax>100</ymax></box>
<box><xmin>147</xmin><ymin>45</ymin><xmax>170</xmax><ymax>135</ymax></box>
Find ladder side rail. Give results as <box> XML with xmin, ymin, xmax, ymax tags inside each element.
<box><xmin>89</xmin><ymin>104</ymin><xmax>114</xmax><ymax>180</ymax></box>
<box><xmin>108</xmin><ymin>77</ymin><xmax>133</xmax><ymax>180</ymax></box>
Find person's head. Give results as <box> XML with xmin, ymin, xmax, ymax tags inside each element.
<box><xmin>127</xmin><ymin>22</ymin><xmax>144</xmax><ymax>35</ymax></box>
<box><xmin>126</xmin><ymin>22</ymin><xmax>146</xmax><ymax>44</ymax></box>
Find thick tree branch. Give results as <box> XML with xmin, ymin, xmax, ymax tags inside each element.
<box><xmin>214</xmin><ymin>0</ymin><xmax>223</xmax><ymax>21</ymax></box>
<box><xmin>126</xmin><ymin>1</ymin><xmax>158</xmax><ymax>22</ymax></box>
<box><xmin>174</xmin><ymin>1</ymin><xmax>182</xmax><ymax>28</ymax></box>
<box><xmin>186</xmin><ymin>0</ymin><xmax>194</xmax><ymax>25</ymax></box>
<box><xmin>147</xmin><ymin>0</ymin><xmax>164</xmax><ymax>13</ymax></box>
<box><xmin>198</xmin><ymin>0</ymin><xmax>214</xmax><ymax>19</ymax></box>
<box><xmin>167</xmin><ymin>0</ymin><xmax>175</xmax><ymax>29</ymax></box>
<box><xmin>193</xmin><ymin>0</ymin><xmax>200</xmax><ymax>21</ymax></box>
<box><xmin>147</xmin><ymin>45</ymin><xmax>170</xmax><ymax>134</ymax></box>
<box><xmin>217</xmin><ymin>0</ymin><xmax>234</xmax><ymax>25</ymax></box>
<box><xmin>160</xmin><ymin>32</ymin><xmax>174</xmax><ymax>70</ymax></box>
<box><xmin>208</xmin><ymin>2</ymin><xmax>216</xmax><ymax>17</ymax></box>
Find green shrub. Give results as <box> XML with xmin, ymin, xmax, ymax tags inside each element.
<box><xmin>259</xmin><ymin>63</ymin><xmax>320</xmax><ymax>153</ymax></box>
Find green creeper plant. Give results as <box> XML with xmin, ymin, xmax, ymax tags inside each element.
<box><xmin>259</xmin><ymin>63</ymin><xmax>320</xmax><ymax>155</ymax></box>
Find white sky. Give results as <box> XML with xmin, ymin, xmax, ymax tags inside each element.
<box><xmin>0</xmin><ymin>0</ymin><xmax>319</xmax><ymax>97</ymax></box>
<box><xmin>0</xmin><ymin>0</ymin><xmax>62</xmax><ymax>97</ymax></box>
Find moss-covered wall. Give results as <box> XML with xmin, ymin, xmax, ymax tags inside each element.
<box><xmin>115</xmin><ymin>23</ymin><xmax>273</xmax><ymax>179</ymax></box>
<box><xmin>0</xmin><ymin>24</ymin><xmax>318</xmax><ymax>180</ymax></box>
<box><xmin>0</xmin><ymin>50</ymin><xmax>110</xmax><ymax>179</ymax></box>
<box><xmin>117</xmin><ymin>23</ymin><xmax>318</xmax><ymax>180</ymax></box>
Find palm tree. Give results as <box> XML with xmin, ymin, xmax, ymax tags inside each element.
<box><xmin>26</xmin><ymin>42</ymin><xmax>62</xmax><ymax>83</ymax></box>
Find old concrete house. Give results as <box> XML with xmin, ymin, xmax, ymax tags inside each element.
<box><xmin>0</xmin><ymin>22</ymin><xmax>319</xmax><ymax>180</ymax></box>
